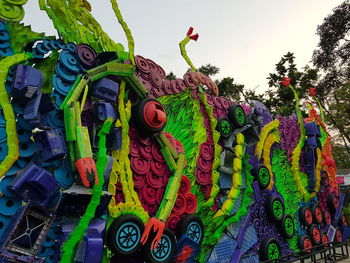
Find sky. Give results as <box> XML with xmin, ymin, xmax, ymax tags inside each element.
<box><xmin>23</xmin><ymin>0</ymin><xmax>344</xmax><ymax>94</ymax></box>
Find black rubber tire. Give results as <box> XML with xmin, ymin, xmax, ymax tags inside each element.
<box><xmin>322</xmin><ymin>209</ymin><xmax>332</xmax><ymax>225</ymax></box>
<box><xmin>339</xmin><ymin>213</ymin><xmax>348</xmax><ymax>227</ymax></box>
<box><xmin>321</xmin><ymin>232</ymin><xmax>329</xmax><ymax>247</ymax></box>
<box><xmin>298</xmin><ymin>235</ymin><xmax>313</xmax><ymax>254</ymax></box>
<box><xmin>227</xmin><ymin>104</ymin><xmax>246</xmax><ymax>128</ymax></box>
<box><xmin>279</xmin><ymin>214</ymin><xmax>295</xmax><ymax>239</ymax></box>
<box><xmin>216</xmin><ymin>117</ymin><xmax>232</xmax><ymax>138</ymax></box>
<box><xmin>176</xmin><ymin>214</ymin><xmax>204</xmax><ymax>245</ymax></box>
<box><xmin>142</xmin><ymin>228</ymin><xmax>176</xmax><ymax>263</ymax></box>
<box><xmin>106</xmin><ymin>214</ymin><xmax>144</xmax><ymax>256</ymax></box>
<box><xmin>310</xmin><ymin>204</ymin><xmax>323</xmax><ymax>224</ymax></box>
<box><xmin>252</xmin><ymin>165</ymin><xmax>271</xmax><ymax>189</ymax></box>
<box><xmin>266</xmin><ymin>196</ymin><xmax>285</xmax><ymax>222</ymax></box>
<box><xmin>335</xmin><ymin>227</ymin><xmax>343</xmax><ymax>244</ymax></box>
<box><xmin>299</xmin><ymin>207</ymin><xmax>313</xmax><ymax>227</ymax></box>
<box><xmin>327</xmin><ymin>194</ymin><xmax>339</xmax><ymax>213</ymax></box>
<box><xmin>308</xmin><ymin>224</ymin><xmax>321</xmax><ymax>245</ymax></box>
<box><xmin>258</xmin><ymin>237</ymin><xmax>281</xmax><ymax>262</ymax></box>
<box><xmin>135</xmin><ymin>98</ymin><xmax>167</xmax><ymax>134</ymax></box>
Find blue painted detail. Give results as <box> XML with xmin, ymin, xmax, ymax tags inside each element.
<box><xmin>65</xmin><ymin>42</ymin><xmax>76</xmax><ymax>52</ymax></box>
<box><xmin>0</xmin><ymin>21</ymin><xmax>6</xmax><ymax>31</ymax></box>
<box><xmin>0</xmin><ymin>127</ymin><xmax>6</xmax><ymax>143</ymax></box>
<box><xmin>0</xmin><ymin>213</ymin><xmax>11</xmax><ymax>237</ymax></box>
<box><xmin>52</xmin><ymin>73</ymin><xmax>72</xmax><ymax>96</ymax></box>
<box><xmin>207</xmin><ymin>233</ymin><xmax>237</xmax><ymax>263</ymax></box>
<box><xmin>16</xmin><ymin>124</ymin><xmax>32</xmax><ymax>142</ymax></box>
<box><xmin>55</xmin><ymin>62</ymin><xmax>76</xmax><ymax>83</ymax></box>
<box><xmin>54</xmin><ymin>165</ymin><xmax>74</xmax><ymax>189</ymax></box>
<box><xmin>241</xmin><ymin>225</ymin><xmax>258</xmax><ymax>255</ymax></box>
<box><xmin>93</xmin><ymin>102</ymin><xmax>118</xmax><ymax>122</ymax></box>
<box><xmin>0</xmin><ymin>176</ymin><xmax>17</xmax><ymax>198</ymax></box>
<box><xmin>116</xmin><ymin>222</ymin><xmax>141</xmax><ymax>253</ymax></box>
<box><xmin>0</xmin><ymin>48</ymin><xmax>13</xmax><ymax>57</ymax></box>
<box><xmin>175</xmin><ymin>236</ymin><xmax>200</xmax><ymax>263</ymax></box>
<box><xmin>42</xmin><ymin>39</ymin><xmax>52</xmax><ymax>51</ymax></box>
<box><xmin>24</xmin><ymin>90</ymin><xmax>42</xmax><ymax>121</ymax></box>
<box><xmin>11</xmin><ymin>65</ymin><xmax>43</xmax><ymax>100</ymax></box>
<box><xmin>240</xmin><ymin>253</ymin><xmax>260</xmax><ymax>263</ymax></box>
<box><xmin>0</xmin><ymin>196</ymin><xmax>22</xmax><ymax>216</ymax></box>
<box><xmin>51</xmin><ymin>91</ymin><xmax>65</xmax><ymax>108</ymax></box>
<box><xmin>5</xmin><ymin>164</ymin><xmax>20</xmax><ymax>176</ymax></box>
<box><xmin>47</xmin><ymin>110</ymin><xmax>65</xmax><ymax>129</ymax></box>
<box><xmin>34</xmin><ymin>129</ymin><xmax>67</xmax><ymax>162</ymax></box>
<box><xmin>150</xmin><ymin>232</ymin><xmax>172</xmax><ymax>261</ymax></box>
<box><xmin>0</xmin><ymin>30</ymin><xmax>9</xmax><ymax>41</ymax></box>
<box><xmin>19</xmin><ymin>139</ymin><xmax>36</xmax><ymax>158</ymax></box>
<box><xmin>59</xmin><ymin>51</ymin><xmax>81</xmax><ymax>74</ymax></box>
<box><xmin>186</xmin><ymin>221</ymin><xmax>202</xmax><ymax>244</ymax></box>
<box><xmin>92</xmin><ymin>78</ymin><xmax>119</xmax><ymax>103</ymax></box>
<box><xmin>0</xmin><ymin>142</ymin><xmax>8</xmax><ymax>161</ymax></box>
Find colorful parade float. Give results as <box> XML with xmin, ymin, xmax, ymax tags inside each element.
<box><xmin>0</xmin><ymin>1</ymin><xmax>348</xmax><ymax>262</ymax></box>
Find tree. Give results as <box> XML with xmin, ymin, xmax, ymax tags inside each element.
<box><xmin>312</xmin><ymin>1</ymin><xmax>350</xmax><ymax>163</ymax></box>
<box><xmin>198</xmin><ymin>64</ymin><xmax>220</xmax><ymax>77</ymax></box>
<box><xmin>166</xmin><ymin>71</ymin><xmax>176</xmax><ymax>80</ymax></box>
<box><xmin>215</xmin><ymin>77</ymin><xmax>244</xmax><ymax>101</ymax></box>
<box><xmin>196</xmin><ymin>64</ymin><xmax>247</xmax><ymax>101</ymax></box>
<box><xmin>266</xmin><ymin>52</ymin><xmax>318</xmax><ymax>116</ymax></box>
<box><xmin>312</xmin><ymin>1</ymin><xmax>350</xmax><ymax>98</ymax></box>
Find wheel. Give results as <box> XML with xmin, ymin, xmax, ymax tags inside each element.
<box><xmin>216</xmin><ymin>117</ymin><xmax>232</xmax><ymax>138</ymax></box>
<box><xmin>135</xmin><ymin>98</ymin><xmax>167</xmax><ymax>134</ymax></box>
<box><xmin>299</xmin><ymin>207</ymin><xmax>313</xmax><ymax>227</ymax></box>
<box><xmin>279</xmin><ymin>214</ymin><xmax>295</xmax><ymax>239</ymax></box>
<box><xmin>321</xmin><ymin>232</ymin><xmax>329</xmax><ymax>247</ymax></box>
<box><xmin>335</xmin><ymin>227</ymin><xmax>343</xmax><ymax>243</ymax></box>
<box><xmin>266</xmin><ymin>196</ymin><xmax>285</xmax><ymax>222</ymax></box>
<box><xmin>308</xmin><ymin>224</ymin><xmax>321</xmax><ymax>245</ymax></box>
<box><xmin>252</xmin><ymin>165</ymin><xmax>270</xmax><ymax>189</ymax></box>
<box><xmin>142</xmin><ymin>228</ymin><xmax>176</xmax><ymax>263</ymax></box>
<box><xmin>176</xmin><ymin>214</ymin><xmax>204</xmax><ymax>244</ymax></box>
<box><xmin>227</xmin><ymin>104</ymin><xmax>246</xmax><ymax>128</ymax></box>
<box><xmin>258</xmin><ymin>238</ymin><xmax>281</xmax><ymax>262</ymax></box>
<box><xmin>310</xmin><ymin>204</ymin><xmax>323</xmax><ymax>224</ymax></box>
<box><xmin>106</xmin><ymin>215</ymin><xmax>144</xmax><ymax>256</ymax></box>
<box><xmin>323</xmin><ymin>210</ymin><xmax>332</xmax><ymax>225</ymax></box>
<box><xmin>327</xmin><ymin>194</ymin><xmax>339</xmax><ymax>213</ymax></box>
<box><xmin>339</xmin><ymin>213</ymin><xmax>348</xmax><ymax>227</ymax></box>
<box><xmin>298</xmin><ymin>235</ymin><xmax>313</xmax><ymax>253</ymax></box>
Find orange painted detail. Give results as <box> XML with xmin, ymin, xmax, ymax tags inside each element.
<box><xmin>140</xmin><ymin>217</ymin><xmax>165</xmax><ymax>250</ymax></box>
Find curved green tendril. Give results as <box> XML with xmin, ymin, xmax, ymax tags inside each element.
<box><xmin>179</xmin><ymin>36</ymin><xmax>196</xmax><ymax>72</ymax></box>
<box><xmin>110</xmin><ymin>0</ymin><xmax>135</xmax><ymax>65</ymax></box>
<box><xmin>60</xmin><ymin>119</ymin><xmax>112</xmax><ymax>263</ymax></box>
<box><xmin>314</xmin><ymin>96</ymin><xmax>325</xmax><ymax>123</ymax></box>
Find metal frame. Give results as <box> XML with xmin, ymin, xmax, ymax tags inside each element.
<box><xmin>263</xmin><ymin>242</ymin><xmax>349</xmax><ymax>263</ymax></box>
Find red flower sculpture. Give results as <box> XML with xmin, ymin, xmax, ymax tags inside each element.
<box><xmin>309</xmin><ymin>87</ymin><xmax>316</xmax><ymax>96</ymax></box>
<box><xmin>280</xmin><ymin>77</ymin><xmax>291</xmax><ymax>87</ymax></box>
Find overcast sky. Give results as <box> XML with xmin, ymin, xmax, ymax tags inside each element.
<box><xmin>23</xmin><ymin>0</ymin><xmax>344</xmax><ymax>93</ymax></box>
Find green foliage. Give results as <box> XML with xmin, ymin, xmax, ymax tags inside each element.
<box><xmin>165</xmin><ymin>71</ymin><xmax>176</xmax><ymax>80</ymax></box>
<box><xmin>312</xmin><ymin>1</ymin><xmax>350</xmax><ymax>98</ymax></box>
<box><xmin>9</xmin><ymin>22</ymin><xmax>49</xmax><ymax>53</ymax></box>
<box><xmin>272</xmin><ymin>148</ymin><xmax>301</xmax><ymax>251</ymax></box>
<box><xmin>266</xmin><ymin>52</ymin><xmax>318</xmax><ymax>116</ymax></box>
<box><xmin>32</xmin><ymin>51</ymin><xmax>59</xmax><ymax>94</ymax></box>
<box><xmin>311</xmin><ymin>2</ymin><xmax>350</xmax><ymax>165</ymax></box>
<box><xmin>216</xmin><ymin>77</ymin><xmax>244</xmax><ymax>101</ymax></box>
<box><xmin>198</xmin><ymin>64</ymin><xmax>220</xmax><ymax>77</ymax></box>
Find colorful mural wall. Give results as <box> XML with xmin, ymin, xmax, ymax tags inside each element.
<box><xmin>0</xmin><ymin>1</ymin><xmax>348</xmax><ymax>263</ymax></box>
